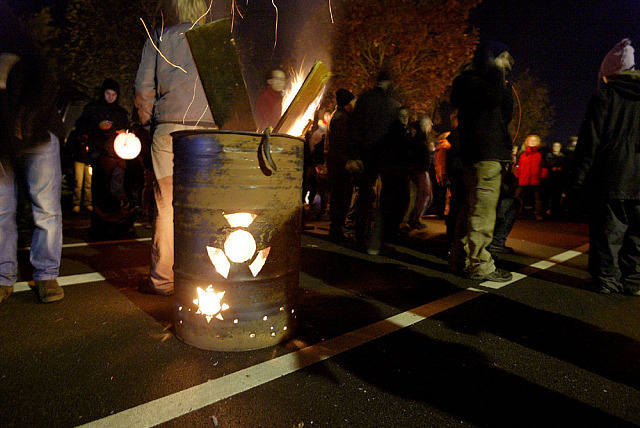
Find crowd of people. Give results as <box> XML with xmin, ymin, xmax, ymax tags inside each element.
<box><xmin>2</xmin><ymin>0</ymin><xmax>639</xmax><ymax>306</ymax></box>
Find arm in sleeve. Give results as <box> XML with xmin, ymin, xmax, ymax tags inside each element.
<box><xmin>134</xmin><ymin>38</ymin><xmax>157</xmax><ymax>126</ymax></box>
<box><xmin>570</xmin><ymin>92</ymin><xmax>606</xmax><ymax>189</ymax></box>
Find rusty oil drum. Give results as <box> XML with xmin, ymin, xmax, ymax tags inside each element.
<box><xmin>172</xmin><ymin>130</ymin><xmax>303</xmax><ymax>351</ymax></box>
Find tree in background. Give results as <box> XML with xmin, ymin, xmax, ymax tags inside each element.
<box><xmin>62</xmin><ymin>0</ymin><xmax>162</xmax><ymax>110</ymax></box>
<box><xmin>329</xmin><ymin>0</ymin><xmax>480</xmax><ymax>115</ymax></box>
<box><xmin>509</xmin><ymin>69</ymin><xmax>555</xmax><ymax>149</ymax></box>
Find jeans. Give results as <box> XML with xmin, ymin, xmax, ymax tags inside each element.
<box><xmin>450</xmin><ymin>160</ymin><xmax>502</xmax><ymax>276</ymax></box>
<box><xmin>492</xmin><ymin>196</ymin><xmax>521</xmax><ymax>247</ymax></box>
<box><xmin>0</xmin><ymin>134</ymin><xmax>62</xmax><ymax>285</ymax></box>
<box><xmin>73</xmin><ymin>161</ymin><xmax>92</xmax><ymax>208</ymax></box>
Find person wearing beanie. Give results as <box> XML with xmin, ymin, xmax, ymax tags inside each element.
<box><xmin>568</xmin><ymin>38</ymin><xmax>640</xmax><ymax>296</ymax></box>
<box><xmin>325</xmin><ymin>88</ymin><xmax>356</xmax><ymax>243</ymax></box>
<box><xmin>75</xmin><ymin>78</ymin><xmax>131</xmax><ymax>238</ymax></box>
<box><xmin>449</xmin><ymin>40</ymin><xmax>515</xmax><ymax>282</ymax></box>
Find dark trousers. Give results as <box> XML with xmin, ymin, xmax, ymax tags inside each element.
<box><xmin>589</xmin><ymin>198</ymin><xmax>640</xmax><ymax>293</ymax></box>
<box><xmin>491</xmin><ymin>196</ymin><xmax>521</xmax><ymax>247</ymax></box>
<box><xmin>328</xmin><ymin>166</ymin><xmax>353</xmax><ymax>238</ymax></box>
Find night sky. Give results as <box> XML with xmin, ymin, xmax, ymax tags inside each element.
<box><xmin>8</xmin><ymin>0</ymin><xmax>640</xmax><ymax>144</ymax></box>
<box><xmin>470</xmin><ymin>0</ymin><xmax>640</xmax><ymax>143</ymax></box>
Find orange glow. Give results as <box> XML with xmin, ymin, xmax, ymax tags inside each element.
<box><xmin>224</xmin><ymin>230</ymin><xmax>256</xmax><ymax>263</ymax></box>
<box><xmin>193</xmin><ymin>285</ymin><xmax>229</xmax><ymax>322</ymax></box>
<box><xmin>249</xmin><ymin>247</ymin><xmax>270</xmax><ymax>277</ymax></box>
<box><xmin>206</xmin><ymin>246</ymin><xmax>230</xmax><ymax>278</ymax></box>
<box><xmin>224</xmin><ymin>212</ymin><xmax>257</xmax><ymax>228</ymax></box>
<box><xmin>281</xmin><ymin>66</ymin><xmax>324</xmax><ymax>136</ymax></box>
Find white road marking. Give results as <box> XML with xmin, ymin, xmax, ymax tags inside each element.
<box><xmin>79</xmin><ymin>290</ymin><xmax>483</xmax><ymax>428</ymax></box>
<box><xmin>14</xmin><ymin>272</ymin><xmax>107</xmax><ymax>292</ymax></box>
<box><xmin>479</xmin><ymin>248</ymin><xmax>584</xmax><ymax>289</ymax></box>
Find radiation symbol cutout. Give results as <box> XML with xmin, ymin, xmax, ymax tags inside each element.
<box><xmin>206</xmin><ymin>213</ymin><xmax>271</xmax><ymax>279</ymax></box>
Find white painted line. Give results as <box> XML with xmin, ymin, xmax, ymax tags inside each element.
<box><xmin>530</xmin><ymin>260</ymin><xmax>556</xmax><ymax>270</ymax></box>
<box><xmin>480</xmin><ymin>272</ymin><xmax>527</xmax><ymax>289</ymax></box>
<box><xmin>480</xmin><ymin>247</ymin><xmax>584</xmax><ymax>290</ymax></box>
<box><xmin>549</xmin><ymin>250</ymin><xmax>582</xmax><ymax>263</ymax></box>
<box><xmin>19</xmin><ymin>237</ymin><xmax>152</xmax><ymax>251</ymax></box>
<box><xmin>79</xmin><ymin>290</ymin><xmax>483</xmax><ymax>428</ymax></box>
<box><xmin>14</xmin><ymin>272</ymin><xmax>107</xmax><ymax>292</ymax></box>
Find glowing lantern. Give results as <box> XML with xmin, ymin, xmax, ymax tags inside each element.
<box><xmin>113</xmin><ymin>131</ymin><xmax>141</xmax><ymax>160</ymax></box>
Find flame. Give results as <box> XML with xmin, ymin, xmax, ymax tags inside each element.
<box><xmin>224</xmin><ymin>212</ymin><xmax>257</xmax><ymax>228</ymax></box>
<box><xmin>281</xmin><ymin>66</ymin><xmax>324</xmax><ymax>137</ymax></box>
<box><xmin>193</xmin><ymin>285</ymin><xmax>229</xmax><ymax>322</ymax></box>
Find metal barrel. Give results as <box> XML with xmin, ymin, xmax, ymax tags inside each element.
<box><xmin>172</xmin><ymin>130</ymin><xmax>303</xmax><ymax>351</ymax></box>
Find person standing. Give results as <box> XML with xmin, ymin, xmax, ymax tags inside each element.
<box><xmin>449</xmin><ymin>41</ymin><xmax>515</xmax><ymax>282</ymax></box>
<box><xmin>134</xmin><ymin>0</ymin><xmax>216</xmax><ymax>296</ymax></box>
<box><xmin>514</xmin><ymin>134</ymin><xmax>547</xmax><ymax>221</ymax></box>
<box><xmin>350</xmin><ymin>70</ymin><xmax>399</xmax><ymax>254</ymax></box>
<box><xmin>543</xmin><ymin>141</ymin><xmax>566</xmax><ymax>219</ymax></box>
<box><xmin>254</xmin><ymin>68</ymin><xmax>287</xmax><ymax>132</ymax></box>
<box><xmin>569</xmin><ymin>38</ymin><xmax>640</xmax><ymax>296</ymax></box>
<box><xmin>325</xmin><ymin>88</ymin><xmax>356</xmax><ymax>242</ymax></box>
<box><xmin>0</xmin><ymin>3</ymin><xmax>65</xmax><ymax>303</ymax></box>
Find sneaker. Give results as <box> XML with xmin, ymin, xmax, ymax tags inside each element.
<box><xmin>35</xmin><ymin>279</ymin><xmax>64</xmax><ymax>303</ymax></box>
<box><xmin>0</xmin><ymin>285</ymin><xmax>13</xmax><ymax>303</ymax></box>
<box><xmin>72</xmin><ymin>205</ymin><xmax>80</xmax><ymax>213</ymax></box>
<box><xmin>487</xmin><ymin>244</ymin><xmax>515</xmax><ymax>254</ymax></box>
<box><xmin>409</xmin><ymin>221</ymin><xmax>427</xmax><ymax>230</ymax></box>
<box><xmin>468</xmin><ymin>268</ymin><xmax>513</xmax><ymax>282</ymax></box>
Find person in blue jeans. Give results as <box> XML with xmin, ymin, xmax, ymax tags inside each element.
<box><xmin>0</xmin><ymin>4</ymin><xmax>64</xmax><ymax>304</ymax></box>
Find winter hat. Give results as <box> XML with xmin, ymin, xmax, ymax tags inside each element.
<box><xmin>100</xmin><ymin>78</ymin><xmax>120</xmax><ymax>95</ymax></box>
<box><xmin>336</xmin><ymin>88</ymin><xmax>355</xmax><ymax>108</ymax></box>
<box><xmin>599</xmin><ymin>38</ymin><xmax>635</xmax><ymax>81</ymax></box>
<box><xmin>483</xmin><ymin>40</ymin><xmax>511</xmax><ymax>58</ymax></box>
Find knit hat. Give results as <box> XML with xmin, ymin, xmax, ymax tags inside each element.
<box><xmin>336</xmin><ymin>88</ymin><xmax>355</xmax><ymax>107</ymax></box>
<box><xmin>599</xmin><ymin>38</ymin><xmax>635</xmax><ymax>81</ymax></box>
<box><xmin>100</xmin><ymin>78</ymin><xmax>120</xmax><ymax>96</ymax></box>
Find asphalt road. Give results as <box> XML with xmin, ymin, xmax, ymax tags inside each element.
<box><xmin>1</xmin><ymin>212</ymin><xmax>639</xmax><ymax>428</ymax></box>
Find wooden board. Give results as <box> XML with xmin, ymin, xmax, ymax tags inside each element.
<box><xmin>273</xmin><ymin>60</ymin><xmax>332</xmax><ymax>135</ymax></box>
<box><xmin>185</xmin><ymin>19</ymin><xmax>256</xmax><ymax>131</ymax></box>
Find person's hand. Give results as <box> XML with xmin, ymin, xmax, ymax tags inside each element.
<box><xmin>99</xmin><ymin>120</ymin><xmax>113</xmax><ymax>130</ymax></box>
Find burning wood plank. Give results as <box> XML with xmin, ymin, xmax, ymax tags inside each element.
<box><xmin>186</xmin><ymin>18</ymin><xmax>255</xmax><ymax>131</ymax></box>
<box><xmin>273</xmin><ymin>60</ymin><xmax>331</xmax><ymax>135</ymax></box>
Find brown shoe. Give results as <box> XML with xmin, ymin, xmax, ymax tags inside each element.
<box><xmin>35</xmin><ymin>279</ymin><xmax>64</xmax><ymax>303</ymax></box>
<box><xmin>0</xmin><ymin>286</ymin><xmax>13</xmax><ymax>303</ymax></box>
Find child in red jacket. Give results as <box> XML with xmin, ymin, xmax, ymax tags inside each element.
<box><xmin>515</xmin><ymin>134</ymin><xmax>548</xmax><ymax>221</ymax></box>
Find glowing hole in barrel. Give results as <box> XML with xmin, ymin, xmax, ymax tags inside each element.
<box><xmin>224</xmin><ymin>212</ymin><xmax>257</xmax><ymax>228</ymax></box>
<box><xmin>224</xmin><ymin>230</ymin><xmax>256</xmax><ymax>263</ymax></box>
<box><xmin>193</xmin><ymin>285</ymin><xmax>229</xmax><ymax>323</ymax></box>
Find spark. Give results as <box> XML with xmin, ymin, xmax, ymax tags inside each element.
<box><xmin>140</xmin><ymin>18</ymin><xmax>187</xmax><ymax>74</ymax></box>
<box><xmin>195</xmin><ymin>105</ymin><xmax>209</xmax><ymax>127</ymax></box>
<box><xmin>190</xmin><ymin>0</ymin><xmax>214</xmax><ymax>31</ymax></box>
<box><xmin>183</xmin><ymin>75</ymin><xmax>199</xmax><ymax>124</ymax></box>
<box><xmin>271</xmin><ymin>0</ymin><xmax>278</xmax><ymax>51</ymax></box>
<box><xmin>328</xmin><ymin>0</ymin><xmax>334</xmax><ymax>23</ymax></box>
<box><xmin>160</xmin><ymin>10</ymin><xmax>164</xmax><ymax>41</ymax></box>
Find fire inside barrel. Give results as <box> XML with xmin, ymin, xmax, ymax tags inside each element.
<box><xmin>171</xmin><ymin>19</ymin><xmax>330</xmax><ymax>351</ymax></box>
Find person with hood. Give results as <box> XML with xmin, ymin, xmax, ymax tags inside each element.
<box><xmin>569</xmin><ymin>38</ymin><xmax>640</xmax><ymax>296</ymax></box>
<box><xmin>135</xmin><ymin>0</ymin><xmax>217</xmax><ymax>296</ymax></box>
<box><xmin>449</xmin><ymin>41</ymin><xmax>515</xmax><ymax>282</ymax></box>
<box><xmin>514</xmin><ymin>134</ymin><xmax>548</xmax><ymax>221</ymax></box>
<box><xmin>0</xmin><ymin>3</ymin><xmax>65</xmax><ymax>303</ymax></box>
<box><xmin>75</xmin><ymin>78</ymin><xmax>132</xmax><ymax>237</ymax></box>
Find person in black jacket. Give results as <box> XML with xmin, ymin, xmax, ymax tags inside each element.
<box><xmin>569</xmin><ymin>38</ymin><xmax>640</xmax><ymax>296</ymax></box>
<box><xmin>449</xmin><ymin>41</ymin><xmax>514</xmax><ymax>282</ymax></box>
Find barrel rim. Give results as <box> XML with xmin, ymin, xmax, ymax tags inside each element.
<box><xmin>171</xmin><ymin>129</ymin><xmax>305</xmax><ymax>143</ymax></box>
